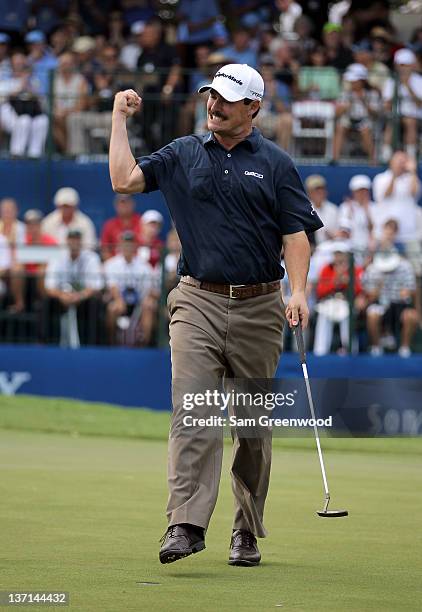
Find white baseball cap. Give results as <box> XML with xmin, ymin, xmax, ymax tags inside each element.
<box><xmin>142</xmin><ymin>209</ymin><xmax>163</xmax><ymax>224</ymax></box>
<box><xmin>198</xmin><ymin>63</ymin><xmax>264</xmax><ymax>102</ymax></box>
<box><xmin>349</xmin><ymin>174</ymin><xmax>372</xmax><ymax>191</ymax></box>
<box><xmin>394</xmin><ymin>48</ymin><xmax>416</xmax><ymax>65</ymax></box>
<box><xmin>54</xmin><ymin>187</ymin><xmax>80</xmax><ymax>207</ymax></box>
<box><xmin>344</xmin><ymin>63</ymin><xmax>368</xmax><ymax>82</ymax></box>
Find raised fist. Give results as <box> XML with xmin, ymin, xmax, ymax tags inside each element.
<box><xmin>113</xmin><ymin>90</ymin><xmax>142</xmax><ymax>117</ymax></box>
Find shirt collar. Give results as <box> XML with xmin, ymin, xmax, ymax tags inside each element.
<box><xmin>203</xmin><ymin>127</ymin><xmax>262</xmax><ymax>153</ymax></box>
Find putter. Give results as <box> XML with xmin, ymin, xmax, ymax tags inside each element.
<box><xmin>293</xmin><ymin>323</ymin><xmax>348</xmax><ymax>518</ymax></box>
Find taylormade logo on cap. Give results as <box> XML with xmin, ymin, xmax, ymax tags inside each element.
<box><xmin>198</xmin><ymin>64</ymin><xmax>264</xmax><ymax>102</ymax></box>
<box><xmin>215</xmin><ymin>71</ymin><xmax>243</xmax><ymax>86</ymax></box>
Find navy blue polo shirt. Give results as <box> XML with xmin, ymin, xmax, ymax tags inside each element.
<box><xmin>138</xmin><ymin>128</ymin><xmax>323</xmax><ymax>284</ymax></box>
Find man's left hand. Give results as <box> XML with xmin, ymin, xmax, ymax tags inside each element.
<box><xmin>286</xmin><ymin>291</ymin><xmax>309</xmax><ymax>328</ymax></box>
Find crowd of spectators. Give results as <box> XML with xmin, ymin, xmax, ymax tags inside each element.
<box><xmin>1</xmin><ymin>147</ymin><xmax>421</xmax><ymax>354</ymax></box>
<box><xmin>0</xmin><ymin>1</ymin><xmax>421</xmax><ymax>160</ymax></box>
<box><xmin>0</xmin><ymin>187</ymin><xmax>180</xmax><ymax>348</ymax></box>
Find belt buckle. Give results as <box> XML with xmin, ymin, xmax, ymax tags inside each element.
<box><xmin>229</xmin><ymin>284</ymin><xmax>246</xmax><ymax>299</ymax></box>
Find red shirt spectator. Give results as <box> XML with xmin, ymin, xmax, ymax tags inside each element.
<box><xmin>316</xmin><ymin>250</ymin><xmax>363</xmax><ymax>300</ymax></box>
<box><xmin>101</xmin><ymin>194</ymin><xmax>142</xmax><ymax>259</ymax></box>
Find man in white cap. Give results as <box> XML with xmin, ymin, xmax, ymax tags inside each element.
<box><xmin>338</xmin><ymin>174</ymin><xmax>375</xmax><ymax>262</ymax></box>
<box><xmin>333</xmin><ymin>63</ymin><xmax>381</xmax><ymax>162</ymax></box>
<box><xmin>42</xmin><ymin>187</ymin><xmax>97</xmax><ymax>250</ymax></box>
<box><xmin>109</xmin><ymin>64</ymin><xmax>322</xmax><ymax>566</ymax></box>
<box><xmin>382</xmin><ymin>48</ymin><xmax>422</xmax><ymax>160</ymax></box>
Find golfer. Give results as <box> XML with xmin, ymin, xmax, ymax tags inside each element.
<box><xmin>109</xmin><ymin>64</ymin><xmax>323</xmax><ymax>566</ymax></box>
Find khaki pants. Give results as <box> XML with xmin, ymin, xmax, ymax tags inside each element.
<box><xmin>166</xmin><ymin>281</ymin><xmax>284</xmax><ymax>537</ymax></box>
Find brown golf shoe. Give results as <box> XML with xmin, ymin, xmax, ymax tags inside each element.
<box><xmin>159</xmin><ymin>524</ymin><xmax>205</xmax><ymax>564</ymax></box>
<box><xmin>228</xmin><ymin>529</ymin><xmax>261</xmax><ymax>566</ymax></box>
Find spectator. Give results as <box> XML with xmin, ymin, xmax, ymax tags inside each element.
<box><xmin>42</xmin><ymin>187</ymin><xmax>97</xmax><ymax>249</ymax></box>
<box><xmin>369</xmin><ymin>26</ymin><xmax>393</xmax><ymax>68</ymax></box>
<box><xmin>0</xmin><ymin>52</ymin><xmax>48</xmax><ymax>158</ymax></box>
<box><xmin>67</xmin><ymin>68</ymin><xmax>116</xmax><ymax>156</ymax></box>
<box><xmin>25</xmin><ymin>30</ymin><xmax>58</xmax><ymax>97</ymax></box>
<box><xmin>298</xmin><ymin>44</ymin><xmax>341</xmax><ymax>101</ymax></box>
<box><xmin>274</xmin><ymin>0</ymin><xmax>302</xmax><ymax>40</ymax></box>
<box><xmin>0</xmin><ymin>197</ymin><xmax>25</xmax><ymax>245</ymax></box>
<box><xmin>101</xmin><ymin>194</ymin><xmax>142</xmax><ymax>260</ymax></box>
<box><xmin>188</xmin><ymin>44</ymin><xmax>213</xmax><ymax>94</ymax></box>
<box><xmin>338</xmin><ymin>174</ymin><xmax>375</xmax><ymax>262</ymax></box>
<box><xmin>119</xmin><ymin>20</ymin><xmax>146</xmax><ymax>72</ymax></box>
<box><xmin>351</xmin><ymin>39</ymin><xmax>390</xmax><ymax>94</ymax></box>
<box><xmin>313</xmin><ymin>243</ymin><xmax>364</xmax><ymax>355</ymax></box>
<box><xmin>104</xmin><ymin>230</ymin><xmax>158</xmax><ymax>345</ymax></box>
<box><xmin>176</xmin><ymin>0</ymin><xmax>221</xmax><ymax>68</ymax></box>
<box><xmin>253</xmin><ymin>58</ymin><xmax>292</xmax><ymax>151</ymax></box>
<box><xmin>332</xmin><ymin>63</ymin><xmax>381</xmax><ymax>163</ymax></box>
<box><xmin>363</xmin><ymin>248</ymin><xmax>418</xmax><ymax>357</ymax></box>
<box><xmin>53</xmin><ymin>52</ymin><xmax>89</xmax><ymax>153</ymax></box>
<box><xmin>10</xmin><ymin>209</ymin><xmax>57</xmax><ymax>313</ymax></box>
<box><xmin>72</xmin><ymin>36</ymin><xmax>98</xmax><ymax>85</ymax></box>
<box><xmin>291</xmin><ymin>15</ymin><xmax>317</xmax><ymax>65</ymax></box>
<box><xmin>49</xmin><ymin>26</ymin><xmax>72</xmax><ymax>58</ymax></box>
<box><xmin>372</xmin><ymin>151</ymin><xmax>421</xmax><ymax>255</ymax></box>
<box><xmin>135</xmin><ymin>19</ymin><xmax>181</xmax><ymax>149</ymax></box>
<box><xmin>382</xmin><ymin>48</ymin><xmax>422</xmax><ymax>161</ymax></box>
<box><xmin>0</xmin><ymin>32</ymin><xmax>11</xmax><ymax>80</ymax></box>
<box><xmin>43</xmin><ymin>229</ymin><xmax>104</xmax><ymax>346</ymax></box>
<box><xmin>270</xmin><ymin>38</ymin><xmax>298</xmax><ymax>96</ymax></box>
<box><xmin>138</xmin><ymin>209</ymin><xmax>164</xmax><ymax>268</ymax></box>
<box><xmin>322</xmin><ymin>22</ymin><xmax>353</xmax><ymax>71</ymax></box>
<box><xmin>304</xmin><ymin>175</ymin><xmax>338</xmax><ymax>245</ymax></box>
<box><xmin>220</xmin><ymin>28</ymin><xmax>258</xmax><ymax>68</ymax></box>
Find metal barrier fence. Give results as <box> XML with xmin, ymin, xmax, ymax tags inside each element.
<box><xmin>0</xmin><ymin>66</ymin><xmax>420</xmax><ymax>162</ymax></box>
<box><xmin>1</xmin><ymin>243</ymin><xmax>421</xmax><ymax>355</ymax></box>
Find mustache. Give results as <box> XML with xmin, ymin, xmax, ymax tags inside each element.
<box><xmin>210</xmin><ymin>111</ymin><xmax>227</xmax><ymax>120</ymax></box>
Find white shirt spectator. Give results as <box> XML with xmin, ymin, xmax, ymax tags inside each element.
<box><xmin>42</xmin><ymin>209</ymin><xmax>97</xmax><ymax>250</ymax></box>
<box><xmin>104</xmin><ymin>253</ymin><xmax>158</xmax><ymax>298</ymax></box>
<box><xmin>382</xmin><ymin>73</ymin><xmax>422</xmax><ymax>119</ymax></box>
<box><xmin>312</xmin><ymin>200</ymin><xmax>338</xmax><ymax>244</ymax></box>
<box><xmin>0</xmin><ymin>218</ymin><xmax>25</xmax><ymax>244</ymax></box>
<box><xmin>45</xmin><ymin>249</ymin><xmax>103</xmax><ymax>292</ymax></box>
<box><xmin>338</xmin><ymin>199</ymin><xmax>376</xmax><ymax>254</ymax></box>
<box><xmin>278</xmin><ymin>1</ymin><xmax>302</xmax><ymax>40</ymax></box>
<box><xmin>372</xmin><ymin>169</ymin><xmax>421</xmax><ymax>242</ymax></box>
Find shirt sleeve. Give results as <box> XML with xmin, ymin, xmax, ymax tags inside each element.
<box><xmin>275</xmin><ymin>161</ymin><xmax>324</xmax><ymax>235</ymax></box>
<box><xmin>138</xmin><ymin>141</ymin><xmax>178</xmax><ymax>193</ymax></box>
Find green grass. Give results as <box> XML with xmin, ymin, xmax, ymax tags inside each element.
<box><xmin>0</xmin><ymin>396</ymin><xmax>422</xmax><ymax>611</ymax></box>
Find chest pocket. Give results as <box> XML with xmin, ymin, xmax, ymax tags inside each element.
<box><xmin>189</xmin><ymin>167</ymin><xmax>214</xmax><ymax>201</ymax></box>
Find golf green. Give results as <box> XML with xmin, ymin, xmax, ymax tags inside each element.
<box><xmin>0</xmin><ymin>397</ymin><xmax>421</xmax><ymax>611</ymax></box>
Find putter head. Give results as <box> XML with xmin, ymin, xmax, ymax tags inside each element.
<box><xmin>317</xmin><ymin>510</ymin><xmax>348</xmax><ymax>518</ymax></box>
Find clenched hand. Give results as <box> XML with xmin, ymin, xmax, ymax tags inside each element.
<box><xmin>113</xmin><ymin>90</ymin><xmax>142</xmax><ymax>117</ymax></box>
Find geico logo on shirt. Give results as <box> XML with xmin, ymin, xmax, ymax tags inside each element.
<box><xmin>244</xmin><ymin>171</ymin><xmax>264</xmax><ymax>179</ymax></box>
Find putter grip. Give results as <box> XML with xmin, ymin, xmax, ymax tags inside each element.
<box><xmin>293</xmin><ymin>324</ymin><xmax>306</xmax><ymax>364</ymax></box>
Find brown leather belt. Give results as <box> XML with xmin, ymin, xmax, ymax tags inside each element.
<box><xmin>180</xmin><ymin>275</ymin><xmax>280</xmax><ymax>300</ymax></box>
